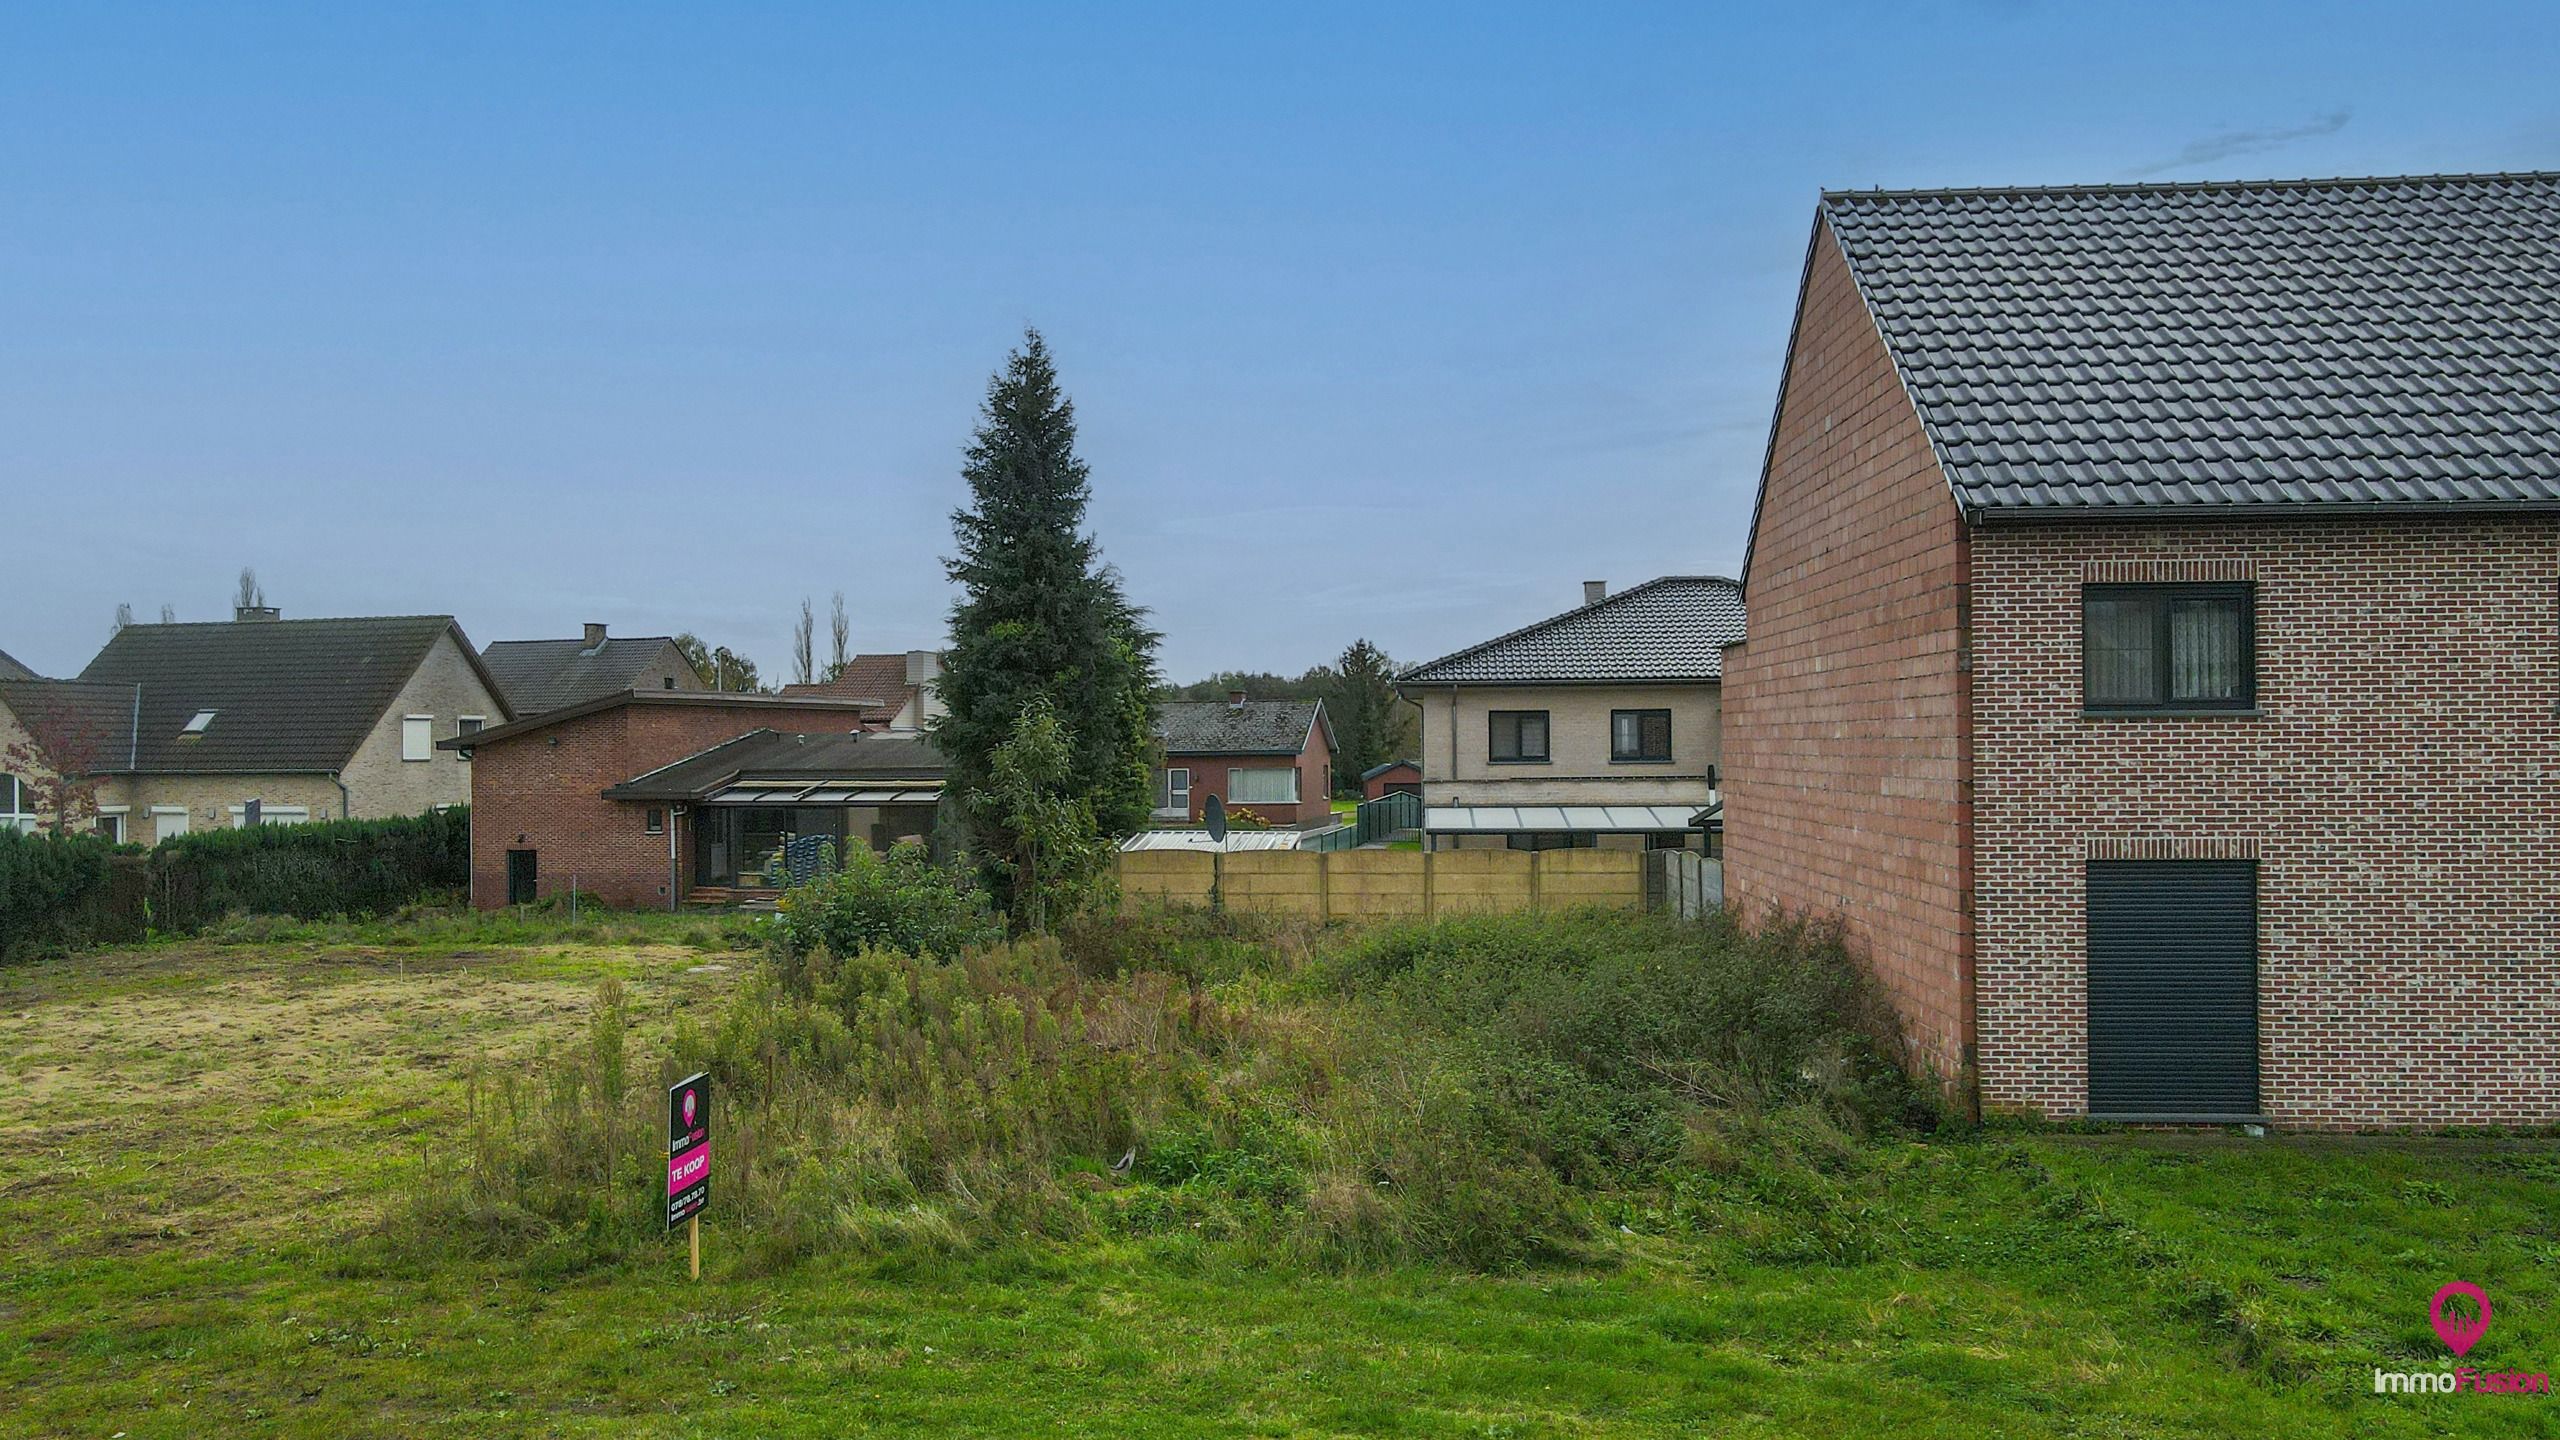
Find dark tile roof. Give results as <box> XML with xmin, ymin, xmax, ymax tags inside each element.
<box><xmin>1399</xmin><ymin>577</ymin><xmax>1746</xmax><ymax>685</ymax></box>
<box><xmin>606</xmin><ymin>729</ymin><xmax>945</xmax><ymax>800</ymax></box>
<box><xmin>481</xmin><ymin>635</ymin><xmax>692</xmax><ymax>715</ymax></box>
<box><xmin>440</xmin><ymin>689</ymin><xmax>875</xmax><ymax>751</ymax></box>
<box><xmin>1821</xmin><ymin>172</ymin><xmax>2560</xmax><ymax>517</ymax></box>
<box><xmin>1153</xmin><ymin>699</ymin><xmax>1329</xmax><ymax>757</ymax></box>
<box><xmin>0</xmin><ymin>679</ymin><xmax>140</xmax><ymax>772</ymax></box>
<box><xmin>0</xmin><ymin>648</ymin><xmax>37</xmax><ymax>682</ymax></box>
<box><xmin>77</xmin><ymin>616</ymin><xmax>496</xmax><ymax>774</ymax></box>
<box><xmin>1359</xmin><ymin>759</ymin><xmax>1420</xmax><ymax>781</ymax></box>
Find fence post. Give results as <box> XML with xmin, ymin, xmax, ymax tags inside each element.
<box><xmin>1318</xmin><ymin>850</ymin><xmax>1332</xmax><ymax>922</ymax></box>
<box><xmin>1529</xmin><ymin>851</ymin><xmax>1543</xmax><ymax>911</ymax></box>
<box><xmin>1422</xmin><ymin>848</ymin><xmax>1436</xmax><ymax>922</ymax></box>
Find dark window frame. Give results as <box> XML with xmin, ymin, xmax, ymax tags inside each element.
<box><xmin>2081</xmin><ymin>582</ymin><xmax>2257</xmax><ymax>714</ymax></box>
<box><xmin>1487</xmin><ymin>709</ymin><xmax>1551</xmax><ymax>763</ymax></box>
<box><xmin>1609</xmin><ymin>708</ymin><xmax>1674</xmax><ymax>763</ymax></box>
<box><xmin>645</xmin><ymin>807</ymin><xmax>665</xmax><ymax>836</ymax></box>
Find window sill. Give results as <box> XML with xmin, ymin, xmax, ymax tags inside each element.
<box><xmin>2082</xmin><ymin>708</ymin><xmax>2262</xmax><ymax>720</ymax></box>
<box><xmin>1486</xmin><ymin>758</ymin><xmax>1551</xmax><ymax>766</ymax></box>
<box><xmin>1608</xmin><ymin>757</ymin><xmax>1675</xmax><ymax>766</ymax></box>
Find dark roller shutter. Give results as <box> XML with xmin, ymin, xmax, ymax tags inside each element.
<box><xmin>2086</xmin><ymin>860</ymin><xmax>2259</xmax><ymax>1120</ymax></box>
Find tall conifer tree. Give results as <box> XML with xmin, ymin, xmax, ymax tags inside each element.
<box><xmin>935</xmin><ymin>331</ymin><xmax>1158</xmax><ymax>908</ymax></box>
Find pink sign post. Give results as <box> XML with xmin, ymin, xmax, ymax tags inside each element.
<box><xmin>667</xmin><ymin>1073</ymin><xmax>711</xmax><ymax>1280</ymax></box>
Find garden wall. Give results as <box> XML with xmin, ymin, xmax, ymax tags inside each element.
<box><xmin>1115</xmin><ymin>848</ymin><xmax>1647</xmax><ymax>921</ymax></box>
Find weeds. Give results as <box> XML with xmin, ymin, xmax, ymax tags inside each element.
<box><xmin>397</xmin><ymin>905</ymin><xmax>1933</xmax><ymax>1277</ymax></box>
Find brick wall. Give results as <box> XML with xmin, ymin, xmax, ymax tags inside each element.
<box><xmin>1720</xmin><ymin>223</ymin><xmax>1975</xmax><ymax>1080</ymax></box>
<box><xmin>1971</xmin><ymin>517</ymin><xmax>2560</xmax><ymax>1128</ymax></box>
<box><xmin>467</xmin><ymin>700</ymin><xmax>865</xmax><ymax>909</ymax></box>
<box><xmin>1161</xmin><ymin>733</ymin><xmax>1334</xmax><ymax>828</ymax></box>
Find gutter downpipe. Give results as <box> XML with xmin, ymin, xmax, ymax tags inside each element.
<box><xmin>331</xmin><ymin>771</ymin><xmax>352</xmax><ymax>820</ymax></box>
<box><xmin>668</xmin><ymin>803</ymin><xmax>685</xmax><ymax>913</ymax></box>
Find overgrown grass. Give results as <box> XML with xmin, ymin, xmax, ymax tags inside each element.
<box><xmin>195</xmin><ymin>902</ymin><xmax>762</xmax><ymax>955</ymax></box>
<box><xmin>393</xmin><ymin>905</ymin><xmax>1934</xmax><ymax>1277</ymax></box>
<box><xmin>3</xmin><ymin>923</ymin><xmax>2554</xmax><ymax>1436</ymax></box>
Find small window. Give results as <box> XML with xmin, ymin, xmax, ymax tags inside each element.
<box><xmin>2084</xmin><ymin>584</ymin><xmax>2255</xmax><ymax>712</ymax></box>
<box><xmin>645</xmin><ymin>808</ymin><xmax>666</xmax><ymax>836</ymax></box>
<box><xmin>1610</xmin><ymin>709</ymin><xmax>1673</xmax><ymax>762</ymax></box>
<box><xmin>0</xmin><ymin>775</ymin><xmax>35</xmax><ymax>833</ymax></box>
<box><xmin>1228</xmin><ymin>767</ymin><xmax>1299</xmax><ymax>806</ymax></box>
<box><xmin>1488</xmin><ymin>710</ymin><xmax>1550</xmax><ymax>762</ymax></box>
<box><xmin>662</xmin><ymin>675</ymin><xmax>678</xmax><ymax>690</ymax></box>
<box><xmin>402</xmin><ymin>715</ymin><xmax>434</xmax><ymax>761</ymax></box>
<box><xmin>181</xmin><ymin>709</ymin><xmax>217</xmax><ymax>735</ymax></box>
<box><xmin>1160</xmin><ymin>766</ymin><xmax>1192</xmax><ymax>810</ymax></box>
<box><xmin>94</xmin><ymin>812</ymin><xmax>125</xmax><ymax>844</ymax></box>
<box><xmin>457</xmin><ymin>716</ymin><xmax>485</xmax><ymax>736</ymax></box>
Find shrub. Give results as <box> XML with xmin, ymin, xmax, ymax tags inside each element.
<box><xmin>153</xmin><ymin>807</ymin><xmax>470</xmax><ymax>927</ymax></box>
<box><xmin>0</xmin><ymin>827</ymin><xmax>132</xmax><ymax>962</ymax></box>
<box><xmin>770</xmin><ymin>838</ymin><xmax>1003</xmax><ymax>966</ymax></box>
<box><xmin>403</xmin><ymin>907</ymin><xmax>1931</xmax><ymax>1278</ymax></box>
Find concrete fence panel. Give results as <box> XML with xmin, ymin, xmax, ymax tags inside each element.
<box><xmin>1112</xmin><ymin>847</ymin><xmax>1650</xmax><ymax>921</ymax></box>
<box><xmin>1324</xmin><ymin>850</ymin><xmax>1430</xmax><ymax>920</ymax></box>
<box><xmin>1119</xmin><ymin>850</ymin><xmax>1216</xmax><ymax>908</ymax></box>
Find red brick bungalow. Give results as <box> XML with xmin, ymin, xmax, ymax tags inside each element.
<box><xmin>1150</xmin><ymin>694</ymin><xmax>1336</xmax><ymax>829</ymax></box>
<box><xmin>1360</xmin><ymin>759</ymin><xmax>1421</xmax><ymax>801</ymax></box>
<box><xmin>445</xmin><ymin>689</ymin><xmax>941</xmax><ymax>909</ymax></box>
<box><xmin>1720</xmin><ymin>173</ymin><xmax>2560</xmax><ymax>1130</ymax></box>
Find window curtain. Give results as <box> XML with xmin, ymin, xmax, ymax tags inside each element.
<box><xmin>2170</xmin><ymin>598</ymin><xmax>2244</xmax><ymax>701</ymax></box>
<box><xmin>1228</xmin><ymin>767</ymin><xmax>1299</xmax><ymax>805</ymax></box>
<box><xmin>2085</xmin><ymin>597</ymin><xmax>2158</xmax><ymax>705</ymax></box>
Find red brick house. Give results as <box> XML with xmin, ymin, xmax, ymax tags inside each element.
<box><xmin>446</xmin><ymin>690</ymin><xmax>941</xmax><ymax>909</ymax></box>
<box><xmin>1360</xmin><ymin>759</ymin><xmax>1421</xmax><ymax>801</ymax></box>
<box><xmin>1721</xmin><ymin>173</ymin><xmax>2560</xmax><ymax>1130</ymax></box>
<box><xmin>1151</xmin><ymin>694</ymin><xmax>1335</xmax><ymax>829</ymax></box>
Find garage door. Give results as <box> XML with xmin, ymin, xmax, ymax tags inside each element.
<box><xmin>2086</xmin><ymin>860</ymin><xmax>2259</xmax><ymax>1120</ymax></box>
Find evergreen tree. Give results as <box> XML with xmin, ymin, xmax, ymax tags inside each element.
<box><xmin>1329</xmin><ymin>638</ymin><xmax>1416</xmax><ymax>788</ymax></box>
<box><xmin>935</xmin><ymin>331</ymin><xmax>1159</xmax><ymax>910</ymax></box>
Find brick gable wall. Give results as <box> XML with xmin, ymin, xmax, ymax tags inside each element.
<box><xmin>1721</xmin><ymin>224</ymin><xmax>1975</xmax><ymax>1080</ymax></box>
<box><xmin>1971</xmin><ymin>517</ymin><xmax>2560</xmax><ymax>1128</ymax></box>
<box><xmin>467</xmin><ymin>701</ymin><xmax>865</xmax><ymax>909</ymax></box>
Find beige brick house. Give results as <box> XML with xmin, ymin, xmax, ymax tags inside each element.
<box><xmin>1398</xmin><ymin>576</ymin><xmax>1743</xmax><ymax>852</ymax></box>
<box><xmin>0</xmin><ymin>608</ymin><xmax>511</xmax><ymax>841</ymax></box>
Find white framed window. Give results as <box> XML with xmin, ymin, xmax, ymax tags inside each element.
<box><xmin>150</xmin><ymin>805</ymin><xmax>189</xmax><ymax>842</ymax></box>
<box><xmin>94</xmin><ymin>809</ymin><xmax>126</xmax><ymax>844</ymax></box>
<box><xmin>227</xmin><ymin>804</ymin><xmax>312</xmax><ymax>827</ymax></box>
<box><xmin>402</xmin><ymin>715</ymin><xmax>434</xmax><ymax>761</ymax></box>
<box><xmin>1</xmin><ymin>774</ymin><xmax>39</xmax><ymax>833</ymax></box>
<box><xmin>1159</xmin><ymin>766</ymin><xmax>1191</xmax><ymax>811</ymax></box>
<box><xmin>1228</xmin><ymin>767</ymin><xmax>1299</xmax><ymax>806</ymax></box>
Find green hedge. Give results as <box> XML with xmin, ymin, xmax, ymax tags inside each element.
<box><xmin>0</xmin><ymin>807</ymin><xmax>471</xmax><ymax>962</ymax></box>
<box><xmin>0</xmin><ymin>828</ymin><xmax>129</xmax><ymax>963</ymax></box>
<box><xmin>152</xmin><ymin>807</ymin><xmax>470</xmax><ymax>930</ymax></box>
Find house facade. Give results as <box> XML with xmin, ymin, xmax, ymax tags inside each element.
<box><xmin>1151</xmin><ymin>696</ymin><xmax>1335</xmax><ymax>829</ymax></box>
<box><xmin>1399</xmin><ymin>577</ymin><xmax>1742</xmax><ymax>851</ymax></box>
<box><xmin>1360</xmin><ymin>759</ymin><xmax>1421</xmax><ymax>801</ymax></box>
<box><xmin>481</xmin><ymin>624</ymin><xmax>703</xmax><ymax>716</ymax></box>
<box><xmin>1720</xmin><ymin>173</ymin><xmax>2560</xmax><ymax>1130</ymax></box>
<box><xmin>449</xmin><ymin>690</ymin><xmax>896</xmax><ymax>909</ymax></box>
<box><xmin>2</xmin><ymin>609</ymin><xmax>509</xmax><ymax>841</ymax></box>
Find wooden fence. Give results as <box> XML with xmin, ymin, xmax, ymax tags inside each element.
<box><xmin>1116</xmin><ymin>847</ymin><xmax>1647</xmax><ymax>921</ymax></box>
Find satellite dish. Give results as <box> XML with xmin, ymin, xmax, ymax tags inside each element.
<box><xmin>1203</xmin><ymin>794</ymin><xmax>1228</xmax><ymax>843</ymax></box>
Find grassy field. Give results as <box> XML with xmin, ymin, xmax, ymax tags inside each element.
<box><xmin>3</xmin><ymin>924</ymin><xmax>2554</xmax><ymax>1437</ymax></box>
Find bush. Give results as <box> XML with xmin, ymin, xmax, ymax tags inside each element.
<box><xmin>0</xmin><ymin>828</ymin><xmax>132</xmax><ymax>962</ymax></box>
<box><xmin>770</xmin><ymin>838</ymin><xmax>1002</xmax><ymax>965</ymax></box>
<box><xmin>402</xmin><ymin>907</ymin><xmax>1932</xmax><ymax>1277</ymax></box>
<box><xmin>153</xmin><ymin>807</ymin><xmax>470</xmax><ymax>927</ymax></box>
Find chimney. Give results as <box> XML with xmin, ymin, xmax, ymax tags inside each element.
<box><xmin>904</xmin><ymin>649</ymin><xmax>941</xmax><ymax>687</ymax></box>
<box><xmin>233</xmin><ymin>605</ymin><xmax>280</xmax><ymax>622</ymax></box>
<box><xmin>1583</xmin><ymin>580</ymin><xmax>1608</xmax><ymax>606</ymax></box>
<box><xmin>1228</xmin><ymin>689</ymin><xmax>1248</xmax><ymax>709</ymax></box>
<box><xmin>582</xmin><ymin>622</ymin><xmax>608</xmax><ymax>648</ymax></box>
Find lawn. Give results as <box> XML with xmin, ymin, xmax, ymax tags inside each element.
<box><xmin>2</xmin><ymin>923</ymin><xmax>2552</xmax><ymax>1437</ymax></box>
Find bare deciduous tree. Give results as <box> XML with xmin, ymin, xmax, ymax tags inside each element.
<box><xmin>234</xmin><ymin>567</ymin><xmax>265</xmax><ymax>610</ymax></box>
<box><xmin>828</xmin><ymin>590</ymin><xmax>850</xmax><ymax>681</ymax></box>
<box><xmin>791</xmin><ymin>597</ymin><xmax>816</xmax><ymax>685</ymax></box>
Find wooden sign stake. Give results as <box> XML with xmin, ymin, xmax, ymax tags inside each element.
<box><xmin>689</xmin><ymin>1214</ymin><xmax>700</xmax><ymax>1281</ymax></box>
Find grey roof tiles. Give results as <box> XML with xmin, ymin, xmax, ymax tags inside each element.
<box><xmin>1819</xmin><ymin>172</ymin><xmax>2560</xmax><ymax>516</ymax></box>
<box><xmin>1153</xmin><ymin>700</ymin><xmax>1328</xmax><ymax>757</ymax></box>
<box><xmin>1398</xmin><ymin>576</ymin><xmax>1746</xmax><ymax>685</ymax></box>
<box><xmin>481</xmin><ymin>635</ymin><xmax>691</xmax><ymax>715</ymax></box>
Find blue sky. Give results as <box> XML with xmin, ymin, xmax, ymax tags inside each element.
<box><xmin>5</xmin><ymin>2</ymin><xmax>2556</xmax><ymax>681</ymax></box>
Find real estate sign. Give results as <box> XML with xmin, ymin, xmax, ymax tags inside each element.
<box><xmin>666</xmin><ymin>1072</ymin><xmax>710</xmax><ymax>1229</ymax></box>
